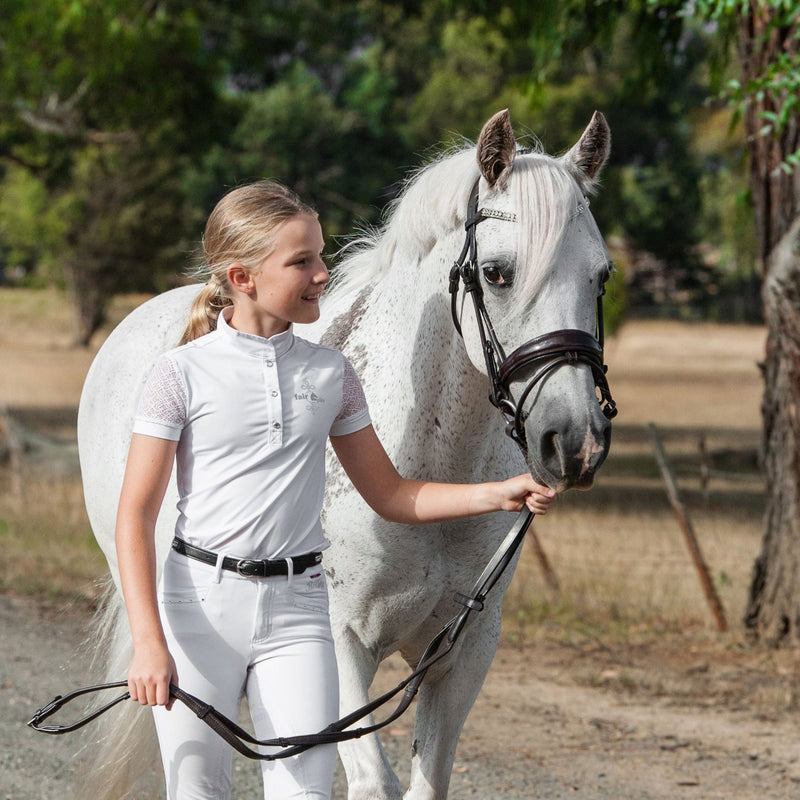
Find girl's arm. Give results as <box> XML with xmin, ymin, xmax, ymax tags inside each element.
<box><xmin>330</xmin><ymin>424</ymin><xmax>555</xmax><ymax>524</ymax></box>
<box><xmin>115</xmin><ymin>432</ymin><xmax>179</xmax><ymax>707</ymax></box>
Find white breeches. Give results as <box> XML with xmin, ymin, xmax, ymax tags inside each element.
<box><xmin>153</xmin><ymin>549</ymin><xmax>339</xmax><ymax>800</ymax></box>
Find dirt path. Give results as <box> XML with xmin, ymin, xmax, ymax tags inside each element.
<box><xmin>3</xmin><ymin>593</ymin><xmax>798</xmax><ymax>800</ymax></box>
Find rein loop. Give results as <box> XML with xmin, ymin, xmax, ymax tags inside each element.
<box><xmin>28</xmin><ymin>511</ymin><xmax>534</xmax><ymax>759</ymax></box>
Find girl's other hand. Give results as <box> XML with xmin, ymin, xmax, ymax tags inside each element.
<box><xmin>128</xmin><ymin>640</ymin><xmax>179</xmax><ymax>709</ymax></box>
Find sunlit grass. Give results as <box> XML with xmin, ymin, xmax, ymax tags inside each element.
<box><xmin>502</xmin><ymin>456</ymin><xmax>765</xmax><ymax>642</ymax></box>
<box><xmin>0</xmin><ymin>469</ymin><xmax>107</xmax><ymax>603</ymax></box>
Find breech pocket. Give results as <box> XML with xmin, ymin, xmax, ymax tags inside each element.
<box><xmin>158</xmin><ymin>550</ymin><xmax>216</xmax><ymax>605</ymax></box>
<box><xmin>290</xmin><ymin>571</ymin><xmax>329</xmax><ymax>613</ymax></box>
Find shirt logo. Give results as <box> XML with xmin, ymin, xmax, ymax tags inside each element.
<box><xmin>294</xmin><ymin>379</ymin><xmax>325</xmax><ymax>415</ymax></box>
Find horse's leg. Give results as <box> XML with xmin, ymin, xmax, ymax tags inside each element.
<box><xmin>404</xmin><ymin>606</ymin><xmax>503</xmax><ymax>800</ymax></box>
<box><xmin>335</xmin><ymin>627</ymin><xmax>404</xmax><ymax>800</ymax></box>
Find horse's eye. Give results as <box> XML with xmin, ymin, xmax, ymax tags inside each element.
<box><xmin>482</xmin><ymin>265</ymin><xmax>510</xmax><ymax>287</ymax></box>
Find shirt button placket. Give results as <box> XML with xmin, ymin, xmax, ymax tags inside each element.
<box><xmin>263</xmin><ymin>349</ymin><xmax>283</xmax><ymax>446</ymax></box>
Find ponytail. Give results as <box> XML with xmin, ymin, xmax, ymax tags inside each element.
<box><xmin>178</xmin><ymin>275</ymin><xmax>232</xmax><ymax>345</ymax></box>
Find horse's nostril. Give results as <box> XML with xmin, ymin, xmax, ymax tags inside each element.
<box><xmin>541</xmin><ymin>431</ymin><xmax>559</xmax><ymax>465</ymax></box>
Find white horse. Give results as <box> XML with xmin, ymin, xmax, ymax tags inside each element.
<box><xmin>77</xmin><ymin>109</ymin><xmax>614</xmax><ymax>799</ymax></box>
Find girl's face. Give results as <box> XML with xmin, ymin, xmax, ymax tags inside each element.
<box><xmin>234</xmin><ymin>213</ymin><xmax>329</xmax><ymax>336</ymax></box>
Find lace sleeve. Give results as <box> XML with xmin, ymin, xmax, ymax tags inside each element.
<box><xmin>339</xmin><ymin>360</ymin><xmax>367</xmax><ymax>419</ymax></box>
<box><xmin>132</xmin><ymin>355</ymin><xmax>187</xmax><ymax>440</ymax></box>
<box><xmin>330</xmin><ymin>358</ymin><xmax>371</xmax><ymax>436</ymax></box>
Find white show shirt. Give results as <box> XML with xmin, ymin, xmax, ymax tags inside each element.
<box><xmin>133</xmin><ymin>308</ymin><xmax>371</xmax><ymax>559</ymax></box>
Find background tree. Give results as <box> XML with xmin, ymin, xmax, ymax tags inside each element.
<box><xmin>704</xmin><ymin>0</ymin><xmax>800</xmax><ymax>644</ymax></box>
<box><xmin>0</xmin><ymin>0</ymin><xmax>226</xmax><ymax>343</ymax></box>
<box><xmin>2</xmin><ymin>0</ymin><xmax>751</xmax><ymax>339</ymax></box>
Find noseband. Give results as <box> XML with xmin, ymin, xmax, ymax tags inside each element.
<box><xmin>449</xmin><ymin>179</ymin><xmax>617</xmax><ymax>448</ymax></box>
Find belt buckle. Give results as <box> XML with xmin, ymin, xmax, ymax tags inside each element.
<box><xmin>236</xmin><ymin>559</ymin><xmax>260</xmax><ymax>577</ymax></box>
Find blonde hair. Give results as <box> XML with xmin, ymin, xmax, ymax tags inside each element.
<box><xmin>179</xmin><ymin>181</ymin><xmax>317</xmax><ymax>344</ymax></box>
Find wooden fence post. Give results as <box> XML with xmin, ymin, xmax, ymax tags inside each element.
<box><xmin>648</xmin><ymin>423</ymin><xmax>728</xmax><ymax>632</ymax></box>
<box><xmin>526</xmin><ymin>528</ymin><xmax>560</xmax><ymax>598</ymax></box>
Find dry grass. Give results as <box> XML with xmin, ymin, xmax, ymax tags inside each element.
<box><xmin>1</xmin><ymin>290</ymin><xmax>769</xmax><ymax>635</ymax></box>
<box><xmin>0</xmin><ymin>288</ymin><xmax>149</xmax><ymax>599</ymax></box>
<box><xmin>0</xmin><ymin>471</ymin><xmax>107</xmax><ymax>602</ymax></box>
<box><xmin>507</xmin><ymin>492</ymin><xmax>764</xmax><ymax>640</ymax></box>
<box><xmin>0</xmin><ymin>287</ymin><xmax>150</xmax><ymax>413</ymax></box>
<box><xmin>505</xmin><ymin>318</ymin><xmax>767</xmax><ymax>638</ymax></box>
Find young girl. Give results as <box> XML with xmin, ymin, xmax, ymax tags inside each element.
<box><xmin>115</xmin><ymin>180</ymin><xmax>555</xmax><ymax>800</ymax></box>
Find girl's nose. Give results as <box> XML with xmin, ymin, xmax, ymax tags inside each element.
<box><xmin>315</xmin><ymin>258</ymin><xmax>330</xmax><ymax>284</ymax></box>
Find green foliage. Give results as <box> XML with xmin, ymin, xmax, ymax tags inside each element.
<box><xmin>0</xmin><ymin>166</ymin><xmax>70</xmax><ymax>284</ymax></box>
<box><xmin>58</xmin><ymin>138</ymin><xmax>190</xmax><ymax>343</ymax></box>
<box><xmin>604</xmin><ymin>263</ymin><xmax>629</xmax><ymax>336</ymax></box>
<box><xmin>2</xmin><ymin>0</ymin><xmax>790</xmax><ymax>329</ymax></box>
<box><xmin>232</xmin><ymin>63</ymin><xmax>384</xmax><ymax>234</ymax></box>
<box><xmin>692</xmin><ymin>106</ymin><xmax>759</xmax><ymax>308</ymax></box>
<box><xmin>0</xmin><ymin>0</ymin><xmax>226</xmax><ymax>340</ymax></box>
<box><xmin>406</xmin><ymin>15</ymin><xmax>511</xmax><ymax>144</ymax></box>
<box><xmin>682</xmin><ymin>0</ymin><xmax>800</xmax><ymax>171</ymax></box>
<box><xmin>182</xmin><ymin>57</ymin><xmax>403</xmax><ymax>241</ymax></box>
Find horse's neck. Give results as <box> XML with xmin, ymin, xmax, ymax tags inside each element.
<box><xmin>327</xmin><ymin>260</ymin><xmax>507</xmax><ymax>482</ymax></box>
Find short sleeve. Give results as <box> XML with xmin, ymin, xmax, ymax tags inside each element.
<box><xmin>330</xmin><ymin>359</ymin><xmax>371</xmax><ymax>437</ymax></box>
<box><xmin>132</xmin><ymin>355</ymin><xmax>187</xmax><ymax>441</ymax></box>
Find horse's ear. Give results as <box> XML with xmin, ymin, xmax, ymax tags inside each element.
<box><xmin>562</xmin><ymin>110</ymin><xmax>611</xmax><ymax>193</ymax></box>
<box><xmin>476</xmin><ymin>109</ymin><xmax>517</xmax><ymax>187</ymax></box>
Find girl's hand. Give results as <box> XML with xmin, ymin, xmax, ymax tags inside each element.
<box><xmin>128</xmin><ymin>640</ymin><xmax>179</xmax><ymax>709</ymax></box>
<box><xmin>495</xmin><ymin>475</ymin><xmax>556</xmax><ymax>515</ymax></box>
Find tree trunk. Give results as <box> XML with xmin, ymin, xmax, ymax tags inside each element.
<box><xmin>738</xmin><ymin>2</ymin><xmax>800</xmax><ymax>644</ymax></box>
<box><xmin>745</xmin><ymin>217</ymin><xmax>800</xmax><ymax>643</ymax></box>
<box><xmin>64</xmin><ymin>262</ymin><xmax>107</xmax><ymax>347</ymax></box>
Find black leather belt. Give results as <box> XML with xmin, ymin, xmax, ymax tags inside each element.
<box><xmin>171</xmin><ymin>537</ymin><xmax>322</xmax><ymax>577</ymax></box>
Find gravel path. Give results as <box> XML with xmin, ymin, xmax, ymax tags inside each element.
<box><xmin>3</xmin><ymin>593</ymin><xmax>799</xmax><ymax>799</ymax></box>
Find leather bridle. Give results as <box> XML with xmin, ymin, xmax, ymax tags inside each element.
<box><xmin>449</xmin><ymin>178</ymin><xmax>617</xmax><ymax>449</ymax></box>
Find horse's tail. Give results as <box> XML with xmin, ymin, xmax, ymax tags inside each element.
<box><xmin>73</xmin><ymin>582</ymin><xmax>161</xmax><ymax>799</ymax></box>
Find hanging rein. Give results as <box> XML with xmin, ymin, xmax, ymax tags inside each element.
<box><xmin>28</xmin><ymin>175</ymin><xmax>617</xmax><ymax>760</ymax></box>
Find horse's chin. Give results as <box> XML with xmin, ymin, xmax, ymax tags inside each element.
<box><xmin>563</xmin><ymin>473</ymin><xmax>597</xmax><ymax>491</ymax></box>
<box><xmin>527</xmin><ymin>462</ymin><xmax>599</xmax><ymax>493</ymax></box>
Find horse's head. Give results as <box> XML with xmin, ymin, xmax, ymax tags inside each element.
<box><xmin>454</xmin><ymin>109</ymin><xmax>615</xmax><ymax>491</ymax></box>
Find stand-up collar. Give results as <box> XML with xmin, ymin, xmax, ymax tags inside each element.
<box><xmin>217</xmin><ymin>306</ymin><xmax>295</xmax><ymax>358</ymax></box>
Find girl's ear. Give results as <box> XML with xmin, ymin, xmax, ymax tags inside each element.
<box><xmin>227</xmin><ymin>263</ymin><xmax>253</xmax><ymax>293</ymax></box>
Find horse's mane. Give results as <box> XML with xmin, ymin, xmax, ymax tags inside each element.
<box><xmin>327</xmin><ymin>142</ymin><xmax>596</xmax><ymax>318</ymax></box>
<box><xmin>327</xmin><ymin>147</ymin><xmax>479</xmax><ymax>301</ymax></box>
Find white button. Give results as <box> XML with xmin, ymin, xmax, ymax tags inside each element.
<box><xmin>271</xmin><ymin>390</ymin><xmax>278</xmax><ymax>397</ymax></box>
<box><xmin>266</xmin><ymin>360</ymin><xmax>274</xmax><ymax>367</ymax></box>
